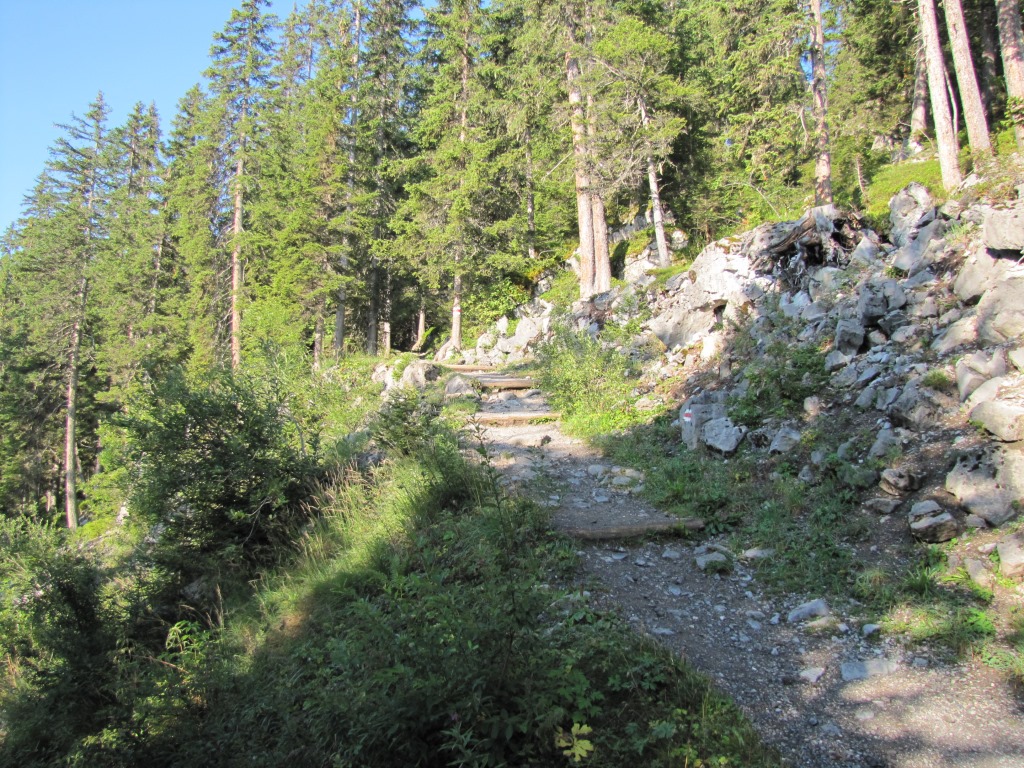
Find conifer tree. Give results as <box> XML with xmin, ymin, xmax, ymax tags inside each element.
<box><xmin>996</xmin><ymin>0</ymin><xmax>1024</xmax><ymax>148</ymax></box>
<box><xmin>206</xmin><ymin>0</ymin><xmax>277</xmax><ymax>368</ymax></box>
<box><xmin>943</xmin><ymin>0</ymin><xmax>992</xmax><ymax>157</ymax></box>
<box><xmin>7</xmin><ymin>95</ymin><xmax>111</xmax><ymax>527</ymax></box>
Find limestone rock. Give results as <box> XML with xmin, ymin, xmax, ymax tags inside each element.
<box><xmin>864</xmin><ymin>497</ymin><xmax>901</xmax><ymax>515</ymax></box>
<box><xmin>956</xmin><ymin>349</ymin><xmax>1007</xmax><ymax>401</ymax></box>
<box><xmin>970</xmin><ymin>400</ymin><xmax>1024</xmax><ymax>442</ymax></box>
<box><xmin>976</xmin><ymin>276</ymin><xmax>1024</xmax><ymax>343</ymax></box>
<box><xmin>868</xmin><ymin>428</ymin><xmax>901</xmax><ymax>459</ymax></box>
<box><xmin>444</xmin><ymin>375</ymin><xmax>478</xmax><ymax>399</ymax></box>
<box><xmin>702</xmin><ymin>417</ymin><xmax>748</xmax><ymax>455</ymax></box>
<box><xmin>769</xmin><ymin>425</ymin><xmax>802</xmax><ymax>454</ymax></box>
<box><xmin>841</xmin><ymin>658</ymin><xmax>899</xmax><ymax>681</ymax></box>
<box><xmin>997</xmin><ymin>533</ymin><xmax>1024</xmax><ymax>579</ymax></box>
<box><xmin>880</xmin><ymin>467</ymin><xmax>922</xmax><ymax>496</ymax></box>
<box><xmin>788</xmin><ymin>598</ymin><xmax>830</xmax><ymax>623</ymax></box>
<box><xmin>696</xmin><ymin>552</ymin><xmax>730</xmax><ymax>571</ymax></box>
<box><xmin>908</xmin><ymin>503</ymin><xmax>961</xmax><ymax>542</ymax></box>
<box><xmin>931</xmin><ymin>315</ymin><xmax>979</xmax><ymax>355</ymax></box>
<box><xmin>954</xmin><ymin>247</ymin><xmax>1011</xmax><ymax>304</ymax></box>
<box><xmin>983</xmin><ymin>204</ymin><xmax>1024</xmax><ymax>251</ymax></box>
<box><xmin>889</xmin><ymin>183</ymin><xmax>935</xmax><ymax>247</ymax></box>
<box><xmin>834</xmin><ymin>319</ymin><xmax>865</xmax><ymax>356</ymax></box>
<box><xmin>399</xmin><ymin>360</ymin><xmax>442</xmax><ymax>389</ymax></box>
<box><xmin>892</xmin><ymin>219</ymin><xmax>945</xmax><ymax>275</ymax></box>
<box><xmin>946</xmin><ymin>445</ymin><xmax>1024</xmax><ymax>526</ymax></box>
<box><xmin>680</xmin><ymin>390</ymin><xmax>728</xmax><ymax>450</ymax></box>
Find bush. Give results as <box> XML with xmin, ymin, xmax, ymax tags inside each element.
<box><xmin>0</xmin><ymin>518</ymin><xmax>113</xmax><ymax>765</ymax></box>
<box><xmin>730</xmin><ymin>341</ymin><xmax>828</xmax><ymax>426</ymax></box>
<box><xmin>117</xmin><ymin>367</ymin><xmax>322</xmax><ymax>569</ymax></box>
<box><xmin>535</xmin><ymin>325</ymin><xmax>640</xmax><ymax>438</ymax></box>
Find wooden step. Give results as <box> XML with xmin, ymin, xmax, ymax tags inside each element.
<box><xmin>560</xmin><ymin>517</ymin><xmax>705</xmax><ymax>540</ymax></box>
<box><xmin>443</xmin><ymin>364</ymin><xmax>497</xmax><ymax>373</ymax></box>
<box><xmin>472</xmin><ymin>375</ymin><xmax>535</xmax><ymax>390</ymax></box>
<box><xmin>472</xmin><ymin>411</ymin><xmax>559</xmax><ymax>426</ymax></box>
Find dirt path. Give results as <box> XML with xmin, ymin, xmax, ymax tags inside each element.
<box><xmin>467</xmin><ymin>375</ymin><xmax>1024</xmax><ymax>768</ymax></box>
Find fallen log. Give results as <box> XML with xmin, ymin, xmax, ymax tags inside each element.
<box><xmin>472</xmin><ymin>411</ymin><xmax>559</xmax><ymax>426</ymax></box>
<box><xmin>560</xmin><ymin>517</ymin><xmax>705</xmax><ymax>540</ymax></box>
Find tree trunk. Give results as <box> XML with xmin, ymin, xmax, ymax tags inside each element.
<box><xmin>525</xmin><ymin>131</ymin><xmax>537</xmax><ymax>260</ymax></box>
<box><xmin>590</xmin><ymin>190</ymin><xmax>611</xmax><ymax>293</ymax></box>
<box><xmin>366</xmin><ymin>264</ymin><xmax>378</xmax><ymax>355</ymax></box>
<box><xmin>996</xmin><ymin>0</ymin><xmax>1024</xmax><ymax>149</ymax></box>
<box><xmin>810</xmin><ymin>0</ymin><xmax>834</xmax><ymax>204</ymax></box>
<box><xmin>944</xmin><ymin>0</ymin><xmax>992</xmax><ymax>156</ymax></box>
<box><xmin>451</xmin><ymin>272</ymin><xmax>463</xmax><ymax>351</ymax></box>
<box><xmin>64</xmin><ymin>278</ymin><xmax>87</xmax><ymax>529</ymax></box>
<box><xmin>413</xmin><ymin>297</ymin><xmax>427</xmax><ymax>351</ymax></box>
<box><xmin>230</xmin><ymin>155</ymin><xmax>244</xmax><ymax>368</ymax></box>
<box><xmin>979</xmin><ymin>0</ymin><xmax>1000</xmax><ymax>117</ymax></box>
<box><xmin>313</xmin><ymin>301</ymin><xmax>325</xmax><ymax>370</ymax></box>
<box><xmin>565</xmin><ymin>46</ymin><xmax>596</xmax><ymax>299</ymax></box>
<box><xmin>910</xmin><ymin>43</ymin><xmax>929</xmax><ymax>152</ymax></box>
<box><xmin>335</xmin><ymin>5</ymin><xmax>362</xmax><ymax>356</ymax></box>
<box><xmin>919</xmin><ymin>0</ymin><xmax>963</xmax><ymax>188</ymax></box>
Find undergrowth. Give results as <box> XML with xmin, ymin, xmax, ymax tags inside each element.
<box><xmin>1</xmin><ymin>375</ymin><xmax>777</xmax><ymax>768</ymax></box>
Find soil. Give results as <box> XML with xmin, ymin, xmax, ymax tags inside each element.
<box><xmin>469</xmin><ymin>380</ymin><xmax>1024</xmax><ymax>768</ymax></box>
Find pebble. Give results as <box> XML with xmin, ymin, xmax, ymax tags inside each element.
<box><xmin>840</xmin><ymin>658</ymin><xmax>899</xmax><ymax>681</ymax></box>
<box><xmin>788</xmin><ymin>598</ymin><xmax>830</xmax><ymax>623</ymax></box>
<box><xmin>800</xmin><ymin>667</ymin><xmax>825</xmax><ymax>684</ymax></box>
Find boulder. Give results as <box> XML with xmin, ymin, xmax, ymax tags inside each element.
<box><xmin>931</xmin><ymin>315</ymin><xmax>978</xmax><ymax>355</ymax></box>
<box><xmin>945</xmin><ymin>445</ymin><xmax>1024</xmax><ymax>526</ymax></box>
<box><xmin>702</xmin><ymin>417</ymin><xmax>748</xmax><ymax>455</ymax></box>
<box><xmin>983</xmin><ymin>204</ymin><xmax>1024</xmax><ymax>251</ymax></box>
<box><xmin>769</xmin><ymin>425</ymin><xmax>802</xmax><ymax>454</ymax></box>
<box><xmin>857</xmin><ymin>278</ymin><xmax>906</xmax><ymax>326</ymax></box>
<box><xmin>880</xmin><ymin>467</ymin><xmax>922</xmax><ymax>496</ymax></box>
<box><xmin>909</xmin><ymin>511</ymin><xmax>961</xmax><ymax>543</ymax></box>
<box><xmin>399</xmin><ymin>360</ymin><xmax>441</xmax><ymax>390</ymax></box>
<box><xmin>889</xmin><ymin>183</ymin><xmax>935</xmax><ymax>247</ymax></box>
<box><xmin>997</xmin><ymin>533</ymin><xmax>1024</xmax><ymax>579</ymax></box>
<box><xmin>969</xmin><ymin>400</ymin><xmax>1024</xmax><ymax>442</ymax></box>
<box><xmin>680</xmin><ymin>390</ymin><xmax>728</xmax><ymax>450</ymax></box>
<box><xmin>954</xmin><ymin>247</ymin><xmax>1011</xmax><ymax>304</ymax></box>
<box><xmin>834</xmin><ymin>319</ymin><xmax>866</xmax><ymax>356</ymax></box>
<box><xmin>976</xmin><ymin>276</ymin><xmax>1024</xmax><ymax>343</ymax></box>
<box><xmin>888</xmin><ymin>380</ymin><xmax>946</xmax><ymax>430</ymax></box>
<box><xmin>965</xmin><ymin>376</ymin><xmax>1009</xmax><ymax>410</ymax></box>
<box><xmin>850</xmin><ymin>236</ymin><xmax>881</xmax><ymax>266</ymax></box>
<box><xmin>955</xmin><ymin>350</ymin><xmax>1007</xmax><ymax>401</ymax></box>
<box><xmin>892</xmin><ymin>219</ymin><xmax>945</xmax><ymax>275</ymax></box>
<box><xmin>444</xmin><ymin>375</ymin><xmax>478</xmax><ymax>399</ymax></box>
<box><xmin>868</xmin><ymin>428</ymin><xmax>902</xmax><ymax>459</ymax></box>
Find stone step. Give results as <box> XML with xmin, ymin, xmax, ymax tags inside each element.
<box><xmin>473</xmin><ymin>411</ymin><xmax>559</xmax><ymax>426</ymax></box>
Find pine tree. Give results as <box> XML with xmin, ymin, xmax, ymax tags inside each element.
<box><xmin>808</xmin><ymin>0</ymin><xmax>833</xmax><ymax>205</ymax></box>
<box><xmin>205</xmin><ymin>0</ymin><xmax>277</xmax><ymax>368</ymax></box>
<box><xmin>7</xmin><ymin>95</ymin><xmax>112</xmax><ymax>527</ymax></box>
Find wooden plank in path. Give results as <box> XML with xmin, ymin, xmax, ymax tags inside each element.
<box><xmin>561</xmin><ymin>517</ymin><xmax>705</xmax><ymax>540</ymax></box>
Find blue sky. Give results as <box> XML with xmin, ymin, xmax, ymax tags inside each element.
<box><xmin>0</xmin><ymin>0</ymin><xmax>290</xmax><ymax>234</ymax></box>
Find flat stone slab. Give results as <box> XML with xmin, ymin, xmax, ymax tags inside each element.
<box><xmin>840</xmin><ymin>658</ymin><xmax>899</xmax><ymax>682</ymax></box>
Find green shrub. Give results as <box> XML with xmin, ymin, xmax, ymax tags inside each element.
<box><xmin>0</xmin><ymin>518</ymin><xmax>113</xmax><ymax>765</ymax></box>
<box><xmin>116</xmin><ymin>367</ymin><xmax>322</xmax><ymax>569</ymax></box>
<box><xmin>729</xmin><ymin>341</ymin><xmax>828</xmax><ymax>426</ymax></box>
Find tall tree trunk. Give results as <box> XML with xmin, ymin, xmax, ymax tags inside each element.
<box><xmin>413</xmin><ymin>296</ymin><xmax>427</xmax><ymax>350</ymax></box>
<box><xmin>944</xmin><ymin>0</ymin><xmax>992</xmax><ymax>156</ymax></box>
<box><xmin>230</xmin><ymin>155</ymin><xmax>244</xmax><ymax>368</ymax></box>
<box><xmin>565</xmin><ymin>45</ymin><xmax>596</xmax><ymax>299</ymax></box>
<box><xmin>590</xmin><ymin>190</ymin><xmax>611</xmax><ymax>293</ymax></box>
<box><xmin>313</xmin><ymin>300</ymin><xmax>325</xmax><ymax>369</ymax></box>
<box><xmin>810</xmin><ymin>0</ymin><xmax>834</xmax><ymax>204</ymax></box>
<box><xmin>64</xmin><ymin>278</ymin><xmax>87</xmax><ymax>529</ymax></box>
<box><xmin>524</xmin><ymin>130</ymin><xmax>537</xmax><ymax>260</ymax></box>
<box><xmin>336</xmin><ymin>4</ymin><xmax>363</xmax><ymax>356</ymax></box>
<box><xmin>919</xmin><ymin>0</ymin><xmax>963</xmax><ymax>188</ymax></box>
<box><xmin>450</xmin><ymin>272</ymin><xmax>463</xmax><ymax>351</ymax></box>
<box><xmin>979</xmin><ymin>0</ymin><xmax>1000</xmax><ymax>118</ymax></box>
<box><xmin>996</xmin><ymin>0</ymin><xmax>1024</xmax><ymax>149</ymax></box>
<box><xmin>910</xmin><ymin>43</ymin><xmax>929</xmax><ymax>152</ymax></box>
<box><xmin>366</xmin><ymin>264</ymin><xmax>378</xmax><ymax>355</ymax></box>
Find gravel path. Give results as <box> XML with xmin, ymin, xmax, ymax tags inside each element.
<box><xmin>470</xmin><ymin>382</ymin><xmax>1024</xmax><ymax>768</ymax></box>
